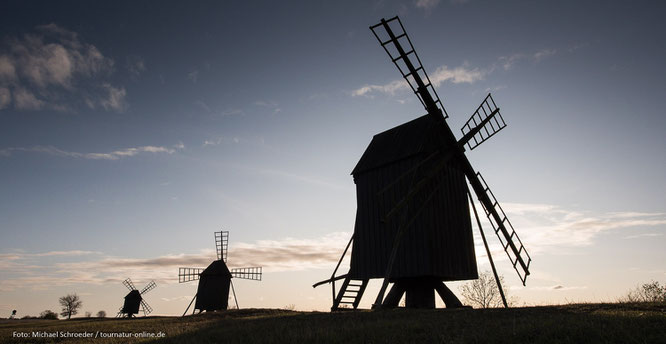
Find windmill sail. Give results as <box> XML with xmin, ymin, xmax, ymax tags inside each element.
<box><xmin>370</xmin><ymin>16</ymin><xmax>448</xmax><ymax>119</ymax></box>
<box><xmin>459</xmin><ymin>94</ymin><xmax>507</xmax><ymax>150</ymax></box>
<box><xmin>231</xmin><ymin>267</ymin><xmax>262</xmax><ymax>281</ymax></box>
<box><xmin>140</xmin><ymin>280</ymin><xmax>157</xmax><ymax>294</ymax></box>
<box><xmin>123</xmin><ymin>278</ymin><xmax>136</xmax><ymax>291</ymax></box>
<box><xmin>179</xmin><ymin>267</ymin><xmax>204</xmax><ymax>283</ymax></box>
<box><xmin>215</xmin><ymin>231</ymin><xmax>229</xmax><ymax>262</ymax></box>
<box><xmin>474</xmin><ymin>172</ymin><xmax>531</xmax><ymax>284</ymax></box>
<box><xmin>140</xmin><ymin>299</ymin><xmax>153</xmax><ymax>316</ymax></box>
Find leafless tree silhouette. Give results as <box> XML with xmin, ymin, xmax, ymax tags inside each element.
<box><xmin>459</xmin><ymin>271</ymin><xmax>514</xmax><ymax>308</ymax></box>
<box><xmin>59</xmin><ymin>294</ymin><xmax>82</xmax><ymax>319</ymax></box>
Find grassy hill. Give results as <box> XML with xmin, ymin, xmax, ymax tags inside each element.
<box><xmin>1</xmin><ymin>303</ymin><xmax>664</xmax><ymax>343</ymax></box>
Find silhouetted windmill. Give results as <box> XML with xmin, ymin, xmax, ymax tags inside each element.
<box><xmin>179</xmin><ymin>231</ymin><xmax>262</xmax><ymax>314</ymax></box>
<box><xmin>314</xmin><ymin>16</ymin><xmax>531</xmax><ymax>310</ymax></box>
<box><xmin>117</xmin><ymin>278</ymin><xmax>156</xmax><ymax>317</ymax></box>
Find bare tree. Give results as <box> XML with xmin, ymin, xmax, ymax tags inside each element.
<box><xmin>96</xmin><ymin>310</ymin><xmax>107</xmax><ymax>318</ymax></box>
<box><xmin>459</xmin><ymin>271</ymin><xmax>514</xmax><ymax>308</ymax></box>
<box><xmin>621</xmin><ymin>281</ymin><xmax>666</xmax><ymax>303</ymax></box>
<box><xmin>59</xmin><ymin>294</ymin><xmax>83</xmax><ymax>319</ymax></box>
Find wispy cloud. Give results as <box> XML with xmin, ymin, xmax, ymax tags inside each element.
<box><xmin>510</xmin><ymin>284</ymin><xmax>588</xmax><ymax>291</ymax></box>
<box><xmin>495</xmin><ymin>203</ymin><xmax>666</xmax><ymax>255</ymax></box>
<box><xmin>254</xmin><ymin>100</ymin><xmax>281</xmax><ymax>114</ymax></box>
<box><xmin>415</xmin><ymin>0</ymin><xmax>440</xmax><ymax>10</ymax></box>
<box><xmin>499</xmin><ymin>48</ymin><xmax>557</xmax><ymax>70</ymax></box>
<box><xmin>99</xmin><ymin>83</ymin><xmax>127</xmax><ymax>111</ymax></box>
<box><xmin>187</xmin><ymin>70</ymin><xmax>198</xmax><ymax>83</ymax></box>
<box><xmin>126</xmin><ymin>55</ymin><xmax>146</xmax><ymax>78</ymax></box>
<box><xmin>0</xmin><ymin>143</ymin><xmax>184</xmax><ymax>160</ymax></box>
<box><xmin>0</xmin><ymin>23</ymin><xmax>125</xmax><ymax>112</ymax></box>
<box><xmin>624</xmin><ymin>232</ymin><xmax>663</xmax><ymax>239</ymax></box>
<box><xmin>0</xmin><ymin>233</ymin><xmax>351</xmax><ymax>291</ymax></box>
<box><xmin>352</xmin><ymin>64</ymin><xmax>484</xmax><ymax>97</ymax></box>
<box><xmin>203</xmin><ymin>136</ymin><xmax>241</xmax><ymax>147</ymax></box>
<box><xmin>230</xmin><ymin>163</ymin><xmax>349</xmax><ymax>191</ymax></box>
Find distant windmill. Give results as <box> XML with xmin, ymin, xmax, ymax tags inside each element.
<box><xmin>118</xmin><ymin>278</ymin><xmax>156</xmax><ymax>317</ymax></box>
<box><xmin>314</xmin><ymin>16</ymin><xmax>531</xmax><ymax>310</ymax></box>
<box><xmin>179</xmin><ymin>231</ymin><xmax>262</xmax><ymax>314</ymax></box>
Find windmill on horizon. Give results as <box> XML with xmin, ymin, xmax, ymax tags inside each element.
<box><xmin>117</xmin><ymin>278</ymin><xmax>156</xmax><ymax>317</ymax></box>
<box><xmin>179</xmin><ymin>231</ymin><xmax>262</xmax><ymax>314</ymax></box>
<box><xmin>314</xmin><ymin>16</ymin><xmax>531</xmax><ymax>310</ymax></box>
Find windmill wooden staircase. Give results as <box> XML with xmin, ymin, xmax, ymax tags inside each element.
<box><xmin>332</xmin><ymin>277</ymin><xmax>368</xmax><ymax>311</ymax></box>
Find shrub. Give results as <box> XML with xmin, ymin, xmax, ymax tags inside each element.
<box><xmin>40</xmin><ymin>310</ymin><xmax>59</xmax><ymax>320</ymax></box>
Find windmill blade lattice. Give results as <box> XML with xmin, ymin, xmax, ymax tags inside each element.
<box><xmin>460</xmin><ymin>94</ymin><xmax>507</xmax><ymax>150</ymax></box>
<box><xmin>140</xmin><ymin>300</ymin><xmax>153</xmax><ymax>316</ymax></box>
<box><xmin>215</xmin><ymin>231</ymin><xmax>229</xmax><ymax>262</ymax></box>
<box><xmin>230</xmin><ymin>267</ymin><xmax>262</xmax><ymax>281</ymax></box>
<box><xmin>141</xmin><ymin>280</ymin><xmax>157</xmax><ymax>294</ymax></box>
<box><xmin>370</xmin><ymin>16</ymin><xmax>448</xmax><ymax>119</ymax></box>
<box><xmin>474</xmin><ymin>172</ymin><xmax>531</xmax><ymax>284</ymax></box>
<box><xmin>179</xmin><ymin>267</ymin><xmax>204</xmax><ymax>283</ymax></box>
<box><xmin>123</xmin><ymin>278</ymin><xmax>136</xmax><ymax>291</ymax></box>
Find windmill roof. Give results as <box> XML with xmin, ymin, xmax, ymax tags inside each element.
<box><xmin>201</xmin><ymin>260</ymin><xmax>232</xmax><ymax>278</ymax></box>
<box><xmin>351</xmin><ymin>115</ymin><xmax>447</xmax><ymax>175</ymax></box>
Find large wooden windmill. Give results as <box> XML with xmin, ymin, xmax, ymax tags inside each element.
<box><xmin>179</xmin><ymin>231</ymin><xmax>262</xmax><ymax>314</ymax></box>
<box><xmin>117</xmin><ymin>278</ymin><xmax>156</xmax><ymax>317</ymax></box>
<box><xmin>314</xmin><ymin>16</ymin><xmax>531</xmax><ymax>310</ymax></box>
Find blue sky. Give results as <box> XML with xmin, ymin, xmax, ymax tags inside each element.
<box><xmin>1</xmin><ymin>0</ymin><xmax>665</xmax><ymax>316</ymax></box>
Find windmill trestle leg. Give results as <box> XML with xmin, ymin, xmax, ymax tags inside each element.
<box><xmin>378</xmin><ymin>278</ymin><xmax>464</xmax><ymax>309</ymax></box>
<box><xmin>435</xmin><ymin>282</ymin><xmax>463</xmax><ymax>308</ymax></box>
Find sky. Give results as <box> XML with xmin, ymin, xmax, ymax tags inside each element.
<box><xmin>1</xmin><ymin>0</ymin><xmax>665</xmax><ymax>317</ymax></box>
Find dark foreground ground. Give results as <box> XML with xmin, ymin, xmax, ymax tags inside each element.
<box><xmin>0</xmin><ymin>303</ymin><xmax>664</xmax><ymax>343</ymax></box>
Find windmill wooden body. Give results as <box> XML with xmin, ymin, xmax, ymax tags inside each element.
<box><xmin>179</xmin><ymin>231</ymin><xmax>262</xmax><ymax>314</ymax></box>
<box><xmin>118</xmin><ymin>278</ymin><xmax>156</xmax><ymax>317</ymax></box>
<box><xmin>314</xmin><ymin>16</ymin><xmax>531</xmax><ymax>310</ymax></box>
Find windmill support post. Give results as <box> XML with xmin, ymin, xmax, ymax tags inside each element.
<box><xmin>468</xmin><ymin>192</ymin><xmax>508</xmax><ymax>308</ymax></box>
<box><xmin>230</xmin><ymin>280</ymin><xmax>239</xmax><ymax>309</ymax></box>
<box><xmin>183</xmin><ymin>294</ymin><xmax>197</xmax><ymax>317</ymax></box>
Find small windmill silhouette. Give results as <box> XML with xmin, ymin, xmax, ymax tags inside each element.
<box><xmin>179</xmin><ymin>231</ymin><xmax>262</xmax><ymax>314</ymax></box>
<box><xmin>118</xmin><ymin>278</ymin><xmax>156</xmax><ymax>317</ymax></box>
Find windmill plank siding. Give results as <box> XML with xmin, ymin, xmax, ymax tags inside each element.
<box><xmin>195</xmin><ymin>260</ymin><xmax>232</xmax><ymax>311</ymax></box>
<box><xmin>349</xmin><ymin>115</ymin><xmax>478</xmax><ymax>281</ymax></box>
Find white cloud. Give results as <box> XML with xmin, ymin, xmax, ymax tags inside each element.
<box><xmin>624</xmin><ymin>233</ymin><xmax>663</xmax><ymax>239</ymax></box>
<box><xmin>533</xmin><ymin>49</ymin><xmax>556</xmax><ymax>61</ymax></box>
<box><xmin>254</xmin><ymin>100</ymin><xmax>281</xmax><ymax>113</ymax></box>
<box><xmin>415</xmin><ymin>0</ymin><xmax>440</xmax><ymax>10</ymax></box>
<box><xmin>0</xmin><ymin>55</ymin><xmax>17</xmax><ymax>81</ymax></box>
<box><xmin>0</xmin><ymin>143</ymin><xmax>184</xmax><ymax>160</ymax></box>
<box><xmin>497</xmin><ymin>203</ymin><xmax>666</xmax><ymax>255</ymax></box>
<box><xmin>0</xmin><ymin>233</ymin><xmax>352</xmax><ymax>291</ymax></box>
<box><xmin>99</xmin><ymin>83</ymin><xmax>127</xmax><ymax>112</ymax></box>
<box><xmin>0</xmin><ymin>87</ymin><xmax>11</xmax><ymax>109</ymax></box>
<box><xmin>513</xmin><ymin>285</ymin><xmax>588</xmax><ymax>291</ymax></box>
<box><xmin>0</xmin><ymin>23</ymin><xmax>124</xmax><ymax>112</ymax></box>
<box><xmin>126</xmin><ymin>55</ymin><xmax>145</xmax><ymax>77</ymax></box>
<box><xmin>352</xmin><ymin>64</ymin><xmax>484</xmax><ymax>97</ymax></box>
<box><xmin>500</xmin><ymin>48</ymin><xmax>558</xmax><ymax>70</ymax></box>
<box><xmin>13</xmin><ymin>87</ymin><xmax>43</xmax><ymax>110</ymax></box>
